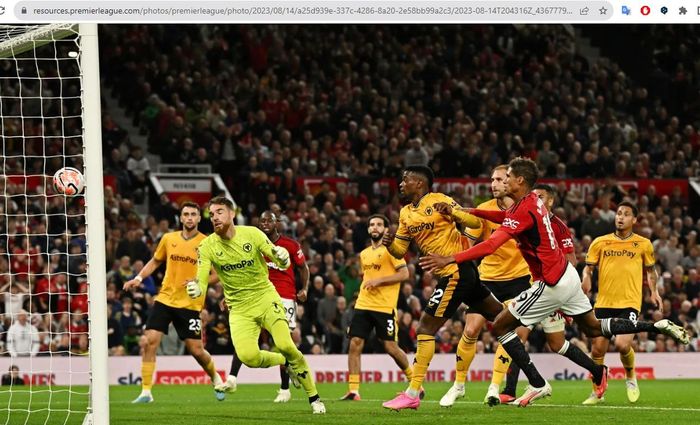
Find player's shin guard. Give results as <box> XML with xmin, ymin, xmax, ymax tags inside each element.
<box><xmin>497</xmin><ymin>331</ymin><xmax>546</xmax><ymax>388</ymax></box>
<box><xmin>141</xmin><ymin>361</ymin><xmax>155</xmax><ymax>391</ymax></box>
<box><xmin>503</xmin><ymin>362</ymin><xmax>520</xmax><ymax>397</ymax></box>
<box><xmin>348</xmin><ymin>374</ymin><xmax>360</xmax><ymax>393</ymax></box>
<box><xmin>491</xmin><ymin>344</ymin><xmax>511</xmax><ymax>386</ymax></box>
<box><xmin>558</xmin><ymin>341</ymin><xmax>604</xmax><ymax>385</ymax></box>
<box><xmin>230</xmin><ymin>349</ymin><xmax>243</xmax><ymax>377</ymax></box>
<box><xmin>403</xmin><ymin>367</ymin><xmax>413</xmax><ymax>382</ymax></box>
<box><xmin>455</xmin><ymin>335</ymin><xmax>477</xmax><ymax>385</ymax></box>
<box><xmin>203</xmin><ymin>359</ymin><xmax>223</xmax><ymax>385</ymax></box>
<box><xmin>408</xmin><ymin>335</ymin><xmax>436</xmax><ymax>395</ymax></box>
<box><xmin>600</xmin><ymin>318</ymin><xmax>655</xmax><ymax>336</ymax></box>
<box><xmin>591</xmin><ymin>355</ymin><xmax>605</xmax><ymax>390</ymax></box>
<box><xmin>620</xmin><ymin>348</ymin><xmax>635</xmax><ymax>379</ymax></box>
<box><xmin>271</xmin><ymin>320</ymin><xmax>319</xmax><ymax>399</ymax></box>
<box><xmin>289</xmin><ymin>352</ymin><xmax>318</xmax><ymax>398</ymax></box>
<box><xmin>280</xmin><ymin>366</ymin><xmax>290</xmax><ymax>390</ymax></box>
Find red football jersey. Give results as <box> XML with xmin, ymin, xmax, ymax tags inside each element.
<box><xmin>550</xmin><ymin>215</ymin><xmax>575</xmax><ymax>255</ymax></box>
<box><xmin>499</xmin><ymin>192</ymin><xmax>568</xmax><ymax>285</ymax></box>
<box><xmin>264</xmin><ymin>235</ymin><xmax>305</xmax><ymax>300</ymax></box>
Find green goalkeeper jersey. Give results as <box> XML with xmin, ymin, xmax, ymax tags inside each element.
<box><xmin>196</xmin><ymin>225</ymin><xmax>288</xmax><ymax>311</ymax></box>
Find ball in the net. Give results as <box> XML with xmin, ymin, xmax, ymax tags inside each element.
<box><xmin>53</xmin><ymin>167</ymin><xmax>85</xmax><ymax>196</ymax></box>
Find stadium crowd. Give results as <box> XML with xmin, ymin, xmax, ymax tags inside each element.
<box><xmin>1</xmin><ymin>25</ymin><xmax>700</xmax><ymax>359</ymax></box>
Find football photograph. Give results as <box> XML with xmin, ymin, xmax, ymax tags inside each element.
<box><xmin>1</xmin><ymin>15</ymin><xmax>700</xmax><ymax>425</ymax></box>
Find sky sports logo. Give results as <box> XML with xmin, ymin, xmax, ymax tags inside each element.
<box><xmin>117</xmin><ymin>371</ymin><xmax>226</xmax><ymax>385</ymax></box>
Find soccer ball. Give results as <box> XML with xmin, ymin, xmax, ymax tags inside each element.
<box><xmin>52</xmin><ymin>167</ymin><xmax>85</xmax><ymax>196</ymax></box>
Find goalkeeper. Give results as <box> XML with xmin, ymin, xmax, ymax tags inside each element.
<box><xmin>187</xmin><ymin>196</ymin><xmax>325</xmax><ymax>414</ymax></box>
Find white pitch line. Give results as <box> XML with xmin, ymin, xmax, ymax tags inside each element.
<box><xmin>360</xmin><ymin>399</ymin><xmax>700</xmax><ymax>412</ymax></box>
<box><xmin>198</xmin><ymin>397</ymin><xmax>700</xmax><ymax>412</ymax></box>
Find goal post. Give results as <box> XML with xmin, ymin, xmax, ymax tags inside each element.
<box><xmin>80</xmin><ymin>23</ymin><xmax>110</xmax><ymax>425</ymax></box>
<box><xmin>0</xmin><ymin>23</ymin><xmax>109</xmax><ymax>424</ymax></box>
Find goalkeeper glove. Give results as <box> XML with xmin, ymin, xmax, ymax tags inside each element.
<box><xmin>271</xmin><ymin>245</ymin><xmax>290</xmax><ymax>269</ymax></box>
<box><xmin>186</xmin><ymin>280</ymin><xmax>202</xmax><ymax>298</ymax></box>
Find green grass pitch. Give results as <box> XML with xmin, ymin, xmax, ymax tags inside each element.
<box><xmin>2</xmin><ymin>380</ymin><xmax>700</xmax><ymax>424</ymax></box>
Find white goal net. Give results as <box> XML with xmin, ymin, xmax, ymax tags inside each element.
<box><xmin>0</xmin><ymin>24</ymin><xmax>108</xmax><ymax>425</ymax></box>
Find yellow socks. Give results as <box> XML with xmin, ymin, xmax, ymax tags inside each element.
<box><xmin>403</xmin><ymin>366</ymin><xmax>413</xmax><ymax>382</ymax></box>
<box><xmin>141</xmin><ymin>361</ymin><xmax>155</xmax><ymax>391</ymax></box>
<box><xmin>408</xmin><ymin>335</ymin><xmax>435</xmax><ymax>394</ymax></box>
<box><xmin>620</xmin><ymin>349</ymin><xmax>636</xmax><ymax>379</ymax></box>
<box><xmin>455</xmin><ymin>334</ymin><xmax>477</xmax><ymax>385</ymax></box>
<box><xmin>491</xmin><ymin>343</ymin><xmax>511</xmax><ymax>386</ymax></box>
<box><xmin>203</xmin><ymin>359</ymin><xmax>222</xmax><ymax>385</ymax></box>
<box><xmin>348</xmin><ymin>373</ymin><xmax>360</xmax><ymax>393</ymax></box>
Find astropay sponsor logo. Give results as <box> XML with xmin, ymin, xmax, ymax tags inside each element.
<box><xmin>221</xmin><ymin>259</ymin><xmax>254</xmax><ymax>271</ymax></box>
<box><xmin>407</xmin><ymin>222</ymin><xmax>435</xmax><ymax>234</ymax></box>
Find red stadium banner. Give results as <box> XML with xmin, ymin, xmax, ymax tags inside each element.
<box><xmin>296</xmin><ymin>177</ymin><xmax>688</xmax><ymax>201</ymax></box>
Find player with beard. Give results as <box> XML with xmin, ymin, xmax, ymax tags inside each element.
<box><xmin>222</xmin><ymin>210</ymin><xmax>310</xmax><ymax>403</ymax></box>
<box><xmin>440</xmin><ymin>165</ymin><xmax>533</xmax><ymax>407</ymax></box>
<box><xmin>420</xmin><ymin>157</ymin><xmax>688</xmax><ymax>407</ymax></box>
<box><xmin>125</xmin><ymin>202</ymin><xmax>225</xmax><ymax>403</ymax></box>
<box><xmin>381</xmin><ymin>165</ymin><xmax>519</xmax><ymax>411</ymax></box>
<box><xmin>341</xmin><ymin>214</ymin><xmax>413</xmax><ymax>401</ymax></box>
<box><xmin>187</xmin><ymin>197</ymin><xmax>325</xmax><ymax>414</ymax></box>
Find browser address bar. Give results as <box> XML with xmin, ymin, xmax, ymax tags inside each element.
<box><xmin>14</xmin><ymin>1</ymin><xmax>615</xmax><ymax>22</ymax></box>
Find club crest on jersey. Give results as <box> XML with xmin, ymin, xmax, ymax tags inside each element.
<box><xmin>425</xmin><ymin>207</ymin><xmax>433</xmax><ymax>216</ymax></box>
<box><xmin>243</xmin><ymin>243</ymin><xmax>252</xmax><ymax>252</ymax></box>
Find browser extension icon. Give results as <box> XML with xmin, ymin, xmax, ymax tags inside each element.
<box><xmin>621</xmin><ymin>6</ymin><xmax>631</xmax><ymax>15</ymax></box>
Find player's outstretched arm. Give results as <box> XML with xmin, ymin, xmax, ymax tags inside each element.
<box><xmin>470</xmin><ymin>208</ymin><xmax>507</xmax><ymax>224</ymax></box>
<box><xmin>419</xmin><ymin>229</ymin><xmax>511</xmax><ymax>272</ymax></box>
<box><xmin>433</xmin><ymin>201</ymin><xmax>480</xmax><ymax>229</ymax></box>
<box><xmin>124</xmin><ymin>257</ymin><xmax>163</xmax><ymax>291</ymax></box>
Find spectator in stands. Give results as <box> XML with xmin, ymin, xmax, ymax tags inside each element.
<box><xmin>5</xmin><ymin>24</ymin><xmax>687</xmax><ymax>358</ymax></box>
<box><xmin>404</xmin><ymin>138</ymin><xmax>430</xmax><ymax>167</ymax></box>
<box><xmin>317</xmin><ymin>283</ymin><xmax>339</xmax><ymax>352</ymax></box>
<box><xmin>1</xmin><ymin>365</ymin><xmax>25</xmax><ymax>386</ymax></box>
<box><xmin>6</xmin><ymin>310</ymin><xmax>39</xmax><ymax>357</ymax></box>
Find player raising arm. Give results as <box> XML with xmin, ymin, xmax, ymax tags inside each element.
<box><xmin>496</xmin><ymin>184</ymin><xmax>582</xmax><ymax>404</ymax></box>
<box><xmin>124</xmin><ymin>202</ymin><xmax>224</xmax><ymax>404</ymax></box>
<box><xmin>222</xmin><ymin>210</ymin><xmax>310</xmax><ymax>403</ymax></box>
<box><xmin>381</xmin><ymin>165</ymin><xmax>526</xmax><ymax>411</ymax></box>
<box><xmin>420</xmin><ymin>157</ymin><xmax>688</xmax><ymax>407</ymax></box>
<box><xmin>187</xmin><ymin>196</ymin><xmax>325</xmax><ymax>414</ymax></box>
<box><xmin>440</xmin><ymin>165</ymin><xmax>532</xmax><ymax>408</ymax></box>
